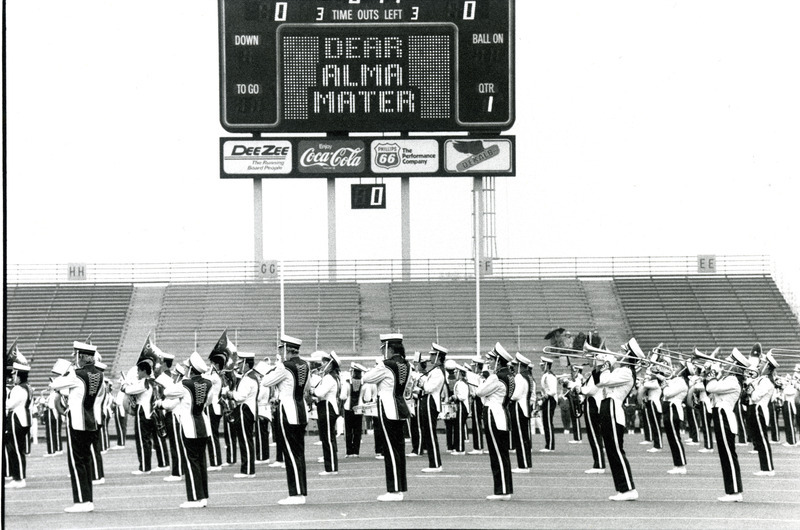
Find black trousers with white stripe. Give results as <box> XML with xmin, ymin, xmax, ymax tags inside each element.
<box><xmin>583</xmin><ymin>398</ymin><xmax>605</xmax><ymax>469</ymax></box>
<box><xmin>753</xmin><ymin>406</ymin><xmax>774</xmax><ymax>472</ymax></box>
<box><xmin>224</xmin><ymin>414</ymin><xmax>238</xmax><ymax>464</ymax></box>
<box><xmin>113</xmin><ymin>409</ymin><xmax>126</xmax><ymax>447</ymax></box>
<box><xmin>66</xmin><ymin>424</ymin><xmax>96</xmax><ymax>504</ymax></box>
<box><xmin>237</xmin><ymin>406</ymin><xmax>256</xmax><ymax>475</ymax></box>
<box><xmin>344</xmin><ymin>409</ymin><xmax>363</xmax><ymax>456</ymax></box>
<box><xmin>712</xmin><ymin>407</ymin><xmax>742</xmax><ymax>495</ymax></box>
<box><xmin>273</xmin><ymin>406</ymin><xmax>285</xmax><ymax>463</ymax></box>
<box><xmin>280</xmin><ymin>412</ymin><xmax>307</xmax><ymax>496</ymax></box>
<box><xmin>542</xmin><ymin>396</ymin><xmax>556</xmax><ymax>450</ymax></box>
<box><xmin>5</xmin><ymin>417</ymin><xmax>29</xmax><ymax>480</ymax></box>
<box><xmin>410</xmin><ymin>401</ymin><xmax>424</xmax><ymax>455</ymax></box>
<box><xmin>46</xmin><ymin>409</ymin><xmax>63</xmax><ymax>454</ymax></box>
<box><xmin>645</xmin><ymin>401</ymin><xmax>663</xmax><ymax>449</ymax></box>
<box><xmin>165</xmin><ymin>411</ymin><xmax>184</xmax><ymax>477</ymax></box>
<box><xmin>207</xmin><ymin>410</ymin><xmax>222</xmax><ymax>466</ymax></box>
<box><xmin>663</xmin><ymin>403</ymin><xmax>686</xmax><ymax>467</ymax></box>
<box><xmin>90</xmin><ymin>427</ymin><xmax>104</xmax><ymax>480</ymax></box>
<box><xmin>511</xmin><ymin>403</ymin><xmax>531</xmax><ymax>469</ymax></box>
<box><xmin>378</xmin><ymin>402</ymin><xmax>407</xmax><ymax>493</ymax></box>
<box><xmin>769</xmin><ymin>401</ymin><xmax>780</xmax><ymax>442</ymax></box>
<box><xmin>255</xmin><ymin>415</ymin><xmax>270</xmax><ymax>461</ymax></box>
<box><xmin>782</xmin><ymin>402</ymin><xmax>797</xmax><ymax>445</ymax></box>
<box><xmin>181</xmin><ymin>435</ymin><xmax>209</xmax><ymax>502</ymax></box>
<box><xmin>134</xmin><ymin>409</ymin><xmax>154</xmax><ymax>472</ymax></box>
<box><xmin>685</xmin><ymin>405</ymin><xmax>699</xmax><ymax>443</ymax></box>
<box><xmin>700</xmin><ymin>408</ymin><xmax>714</xmax><ymax>449</ymax></box>
<box><xmin>317</xmin><ymin>402</ymin><xmax>339</xmax><ymax>472</ymax></box>
<box><xmin>420</xmin><ymin>395</ymin><xmax>442</xmax><ymax>468</ymax></box>
<box><xmin>600</xmin><ymin>399</ymin><xmax>635</xmax><ymax>494</ymax></box>
<box><xmin>483</xmin><ymin>408</ymin><xmax>512</xmax><ymax>495</ymax></box>
<box><xmin>471</xmin><ymin>397</ymin><xmax>485</xmax><ymax>451</ymax></box>
<box><xmin>736</xmin><ymin>401</ymin><xmax>750</xmax><ymax>444</ymax></box>
<box><xmin>453</xmin><ymin>402</ymin><xmax>469</xmax><ymax>454</ymax></box>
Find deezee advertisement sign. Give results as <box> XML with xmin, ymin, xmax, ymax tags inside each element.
<box><xmin>221</xmin><ymin>140</ymin><xmax>292</xmax><ymax>175</ymax></box>
<box><xmin>298</xmin><ymin>140</ymin><xmax>366</xmax><ymax>174</ymax></box>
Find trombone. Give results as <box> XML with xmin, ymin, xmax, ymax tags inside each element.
<box><xmin>692</xmin><ymin>350</ymin><xmax>758</xmax><ymax>379</ymax></box>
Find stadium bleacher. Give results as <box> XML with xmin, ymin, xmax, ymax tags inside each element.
<box><xmin>6</xmin><ymin>275</ymin><xmax>800</xmax><ymax>382</ymax></box>
<box><xmin>5</xmin><ymin>283</ymin><xmax>133</xmax><ymax>390</ymax></box>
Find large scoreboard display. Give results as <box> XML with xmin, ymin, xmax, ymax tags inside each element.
<box><xmin>219</xmin><ymin>0</ymin><xmax>514</xmax><ymax>133</ymax></box>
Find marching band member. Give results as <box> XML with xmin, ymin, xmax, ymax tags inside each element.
<box><xmin>100</xmin><ymin>380</ymin><xmax>113</xmax><ymax>453</ymax></box>
<box><xmin>595</xmin><ymin>339</ymin><xmax>643</xmax><ymax>501</ymax></box>
<box><xmin>417</xmin><ymin>343</ymin><xmax>448</xmax><ymax>472</ymax></box>
<box><xmin>510</xmin><ymin>353</ymin><xmax>532</xmax><ymax>473</ymax></box>
<box><xmin>313</xmin><ymin>351</ymin><xmax>342</xmax><ymax>475</ymax></box>
<box><xmin>261</xmin><ymin>334</ymin><xmax>310</xmax><ymax>505</ymax></box>
<box><xmin>705</xmin><ymin>348</ymin><xmax>749</xmax><ymax>502</ymax></box>
<box><xmin>4</xmin><ymin>353</ymin><xmax>32</xmax><ymax>489</ymax></box>
<box><xmin>444</xmin><ymin>360</ymin><xmax>458</xmax><ymax>452</ymax></box>
<box><xmin>160</xmin><ymin>351</ymin><xmax>184</xmax><ymax>482</ymax></box>
<box><xmin>407</xmin><ymin>353</ymin><xmax>426</xmax><ymax>458</ymax></box>
<box><xmin>580</xmin><ymin>357</ymin><xmax>606</xmax><ymax>474</ymax></box>
<box><xmin>451</xmin><ymin>364</ymin><xmax>471</xmax><ymax>456</ymax></box>
<box><xmin>364</xmin><ymin>359</ymin><xmax>384</xmax><ymax>459</ymax></box>
<box><xmin>539</xmin><ymin>356</ymin><xmax>558</xmax><ymax>452</ymax></box>
<box><xmin>123</xmin><ymin>345</ymin><xmax>161</xmax><ymax>475</ymax></box>
<box><xmin>45</xmin><ymin>362</ymin><xmax>66</xmax><ymax>456</ymax></box>
<box><xmin>683</xmin><ymin>374</ymin><xmax>701</xmax><ymax>446</ymax></box>
<box><xmin>690</xmin><ymin>356</ymin><xmax>715</xmax><ymax>453</ymax></box>
<box><xmin>475</xmin><ymin>342</ymin><xmax>514</xmax><ymax>501</ymax></box>
<box><xmin>206</xmin><ymin>350</ymin><xmax>226</xmax><ymax>470</ymax></box>
<box><xmin>90</xmin><ymin>356</ymin><xmax>108</xmax><ymax>485</ymax></box>
<box><xmin>255</xmin><ymin>358</ymin><xmax>273</xmax><ymax>463</ymax></box>
<box><xmin>50</xmin><ymin>341</ymin><xmax>104</xmax><ymax>513</ymax></box>
<box><xmin>747</xmin><ymin>351</ymin><xmax>778</xmax><ymax>476</ymax></box>
<box><xmin>362</xmin><ymin>333</ymin><xmax>412</xmax><ymax>502</ymax></box>
<box><xmin>341</xmin><ymin>362</ymin><xmax>368</xmax><ymax>458</ymax></box>
<box><xmin>111</xmin><ymin>382</ymin><xmax>128</xmax><ymax>450</ymax></box>
<box><xmin>160</xmin><ymin>352</ymin><xmax>213</xmax><ymax>509</ymax></box>
<box><xmin>642</xmin><ymin>358</ymin><xmax>664</xmax><ymax>453</ymax></box>
<box><xmin>659</xmin><ymin>360</ymin><xmax>689</xmax><ymax>475</ymax></box>
<box><xmin>226</xmin><ymin>351</ymin><xmax>261</xmax><ymax>478</ymax></box>
<box><xmin>781</xmin><ymin>367</ymin><xmax>798</xmax><ymax>447</ymax></box>
<box><xmin>468</xmin><ymin>354</ymin><xmax>486</xmax><ymax>455</ymax></box>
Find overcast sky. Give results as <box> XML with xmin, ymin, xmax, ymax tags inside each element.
<box><xmin>4</xmin><ymin>1</ymin><xmax>800</xmax><ymax>296</ymax></box>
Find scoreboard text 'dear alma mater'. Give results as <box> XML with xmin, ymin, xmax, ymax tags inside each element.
<box><xmin>219</xmin><ymin>0</ymin><xmax>514</xmax><ymax>133</ymax></box>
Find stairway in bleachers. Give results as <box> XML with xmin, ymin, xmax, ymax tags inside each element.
<box><xmin>5</xmin><ymin>283</ymin><xmax>133</xmax><ymax>391</ymax></box>
<box><xmin>113</xmin><ymin>285</ymin><xmax>166</xmax><ymax>374</ymax></box>
<box><xmin>153</xmin><ymin>282</ymin><xmax>361</xmax><ymax>357</ymax></box>
<box><xmin>614</xmin><ymin>275</ymin><xmax>800</xmax><ymax>355</ymax></box>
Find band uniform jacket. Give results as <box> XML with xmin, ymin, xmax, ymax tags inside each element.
<box><xmin>50</xmin><ymin>364</ymin><xmax>104</xmax><ymax>431</ymax></box>
<box><xmin>257</xmin><ymin>378</ymin><xmax>273</xmax><ymax>419</ymax></box>
<box><xmin>162</xmin><ymin>376</ymin><xmax>213</xmax><ymax>438</ymax></box>
<box><xmin>661</xmin><ymin>377</ymin><xmax>689</xmax><ymax>421</ymax></box>
<box><xmin>476</xmin><ymin>371</ymin><xmax>511</xmax><ymax>431</ymax></box>
<box><xmin>706</xmin><ymin>375</ymin><xmax>742</xmax><ymax>435</ymax></box>
<box><xmin>581</xmin><ymin>375</ymin><xmax>603</xmax><ymax>409</ymax></box>
<box><xmin>453</xmin><ymin>379</ymin><xmax>470</xmax><ymax>408</ymax></box>
<box><xmin>511</xmin><ymin>374</ymin><xmax>530</xmax><ymax>417</ymax></box>
<box><xmin>207</xmin><ymin>369</ymin><xmax>223</xmax><ymax>416</ymax></box>
<box><xmin>313</xmin><ymin>373</ymin><xmax>341</xmax><ymax>415</ymax></box>
<box><xmin>6</xmin><ymin>383</ymin><xmax>32</xmax><ymax>428</ymax></box>
<box><xmin>541</xmin><ymin>372</ymin><xmax>557</xmax><ymax>400</ymax></box>
<box><xmin>340</xmin><ymin>374</ymin><xmax>367</xmax><ymax>412</ymax></box>
<box><xmin>261</xmin><ymin>357</ymin><xmax>310</xmax><ymax>425</ymax></box>
<box><xmin>362</xmin><ymin>356</ymin><xmax>411</xmax><ymax>420</ymax></box>
<box><xmin>596</xmin><ymin>367</ymin><xmax>635</xmax><ymax>427</ymax></box>
<box><xmin>643</xmin><ymin>377</ymin><xmax>664</xmax><ymax>413</ymax></box>
<box><xmin>420</xmin><ymin>367</ymin><xmax>445</xmax><ymax>412</ymax></box>
<box><xmin>123</xmin><ymin>378</ymin><xmax>155</xmax><ymax>419</ymax></box>
<box><xmin>749</xmin><ymin>376</ymin><xmax>776</xmax><ymax>427</ymax></box>
<box><xmin>232</xmin><ymin>369</ymin><xmax>259</xmax><ymax>416</ymax></box>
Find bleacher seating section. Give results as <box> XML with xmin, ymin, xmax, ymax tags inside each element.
<box><xmin>6</xmin><ymin>276</ymin><xmax>800</xmax><ymax>385</ymax></box>
<box><xmin>154</xmin><ymin>282</ymin><xmax>361</xmax><ymax>355</ymax></box>
<box><xmin>614</xmin><ymin>275</ymin><xmax>800</xmax><ymax>358</ymax></box>
<box><xmin>389</xmin><ymin>279</ymin><xmax>594</xmax><ymax>354</ymax></box>
<box><xmin>5</xmin><ymin>283</ymin><xmax>133</xmax><ymax>390</ymax></box>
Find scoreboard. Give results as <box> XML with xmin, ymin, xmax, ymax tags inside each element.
<box><xmin>219</xmin><ymin>0</ymin><xmax>515</xmax><ymax>133</ymax></box>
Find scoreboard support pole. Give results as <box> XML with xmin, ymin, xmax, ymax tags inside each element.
<box><xmin>254</xmin><ymin>178</ymin><xmax>263</xmax><ymax>263</ymax></box>
<box><xmin>473</xmin><ymin>176</ymin><xmax>485</xmax><ymax>354</ymax></box>
<box><xmin>402</xmin><ymin>177</ymin><xmax>411</xmax><ymax>281</ymax></box>
<box><xmin>328</xmin><ymin>178</ymin><xmax>337</xmax><ymax>280</ymax></box>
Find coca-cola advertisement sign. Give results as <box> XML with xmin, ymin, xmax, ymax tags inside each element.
<box><xmin>298</xmin><ymin>140</ymin><xmax>366</xmax><ymax>174</ymax></box>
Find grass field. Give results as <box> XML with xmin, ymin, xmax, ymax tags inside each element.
<box><xmin>4</xmin><ymin>429</ymin><xmax>800</xmax><ymax>529</ymax></box>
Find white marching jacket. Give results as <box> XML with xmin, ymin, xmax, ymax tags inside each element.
<box><xmin>661</xmin><ymin>377</ymin><xmax>688</xmax><ymax>421</ymax></box>
<box><xmin>597</xmin><ymin>367</ymin><xmax>634</xmax><ymax>427</ymax></box>
<box><xmin>475</xmin><ymin>373</ymin><xmax>508</xmax><ymax>431</ymax></box>
<box><xmin>706</xmin><ymin>375</ymin><xmax>741</xmax><ymax>435</ymax></box>
<box><xmin>362</xmin><ymin>364</ymin><xmax>400</xmax><ymax>420</ymax></box>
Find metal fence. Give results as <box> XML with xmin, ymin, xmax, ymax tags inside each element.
<box><xmin>5</xmin><ymin>254</ymin><xmax>773</xmax><ymax>283</ymax></box>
